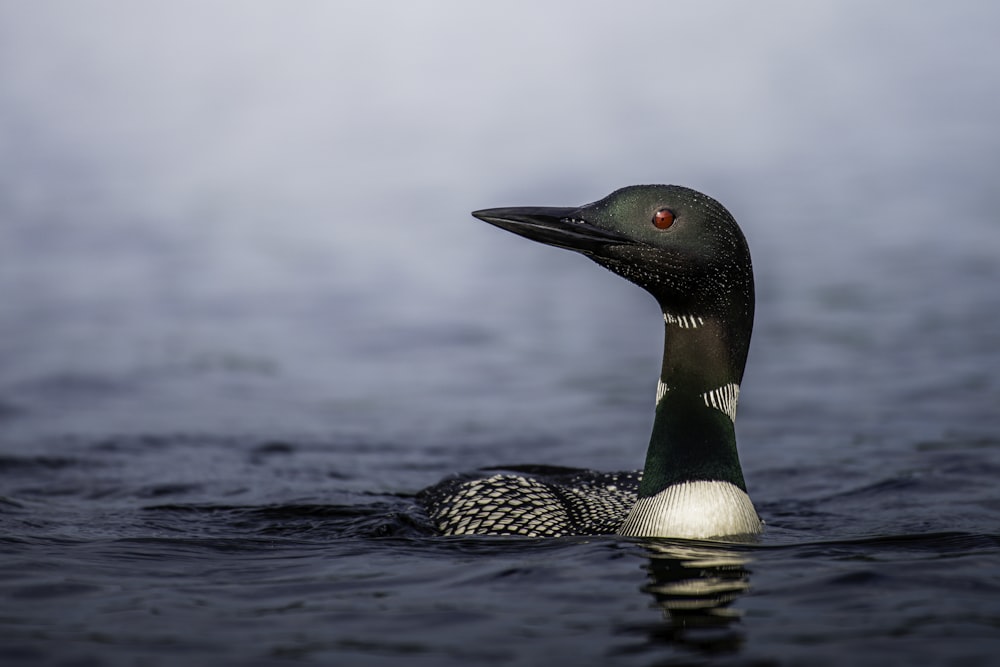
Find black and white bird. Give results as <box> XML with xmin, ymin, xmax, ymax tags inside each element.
<box><xmin>418</xmin><ymin>185</ymin><xmax>762</xmax><ymax>539</ymax></box>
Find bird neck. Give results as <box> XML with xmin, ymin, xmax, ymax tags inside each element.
<box><xmin>638</xmin><ymin>312</ymin><xmax>749</xmax><ymax>498</ymax></box>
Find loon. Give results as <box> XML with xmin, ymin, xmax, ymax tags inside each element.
<box><xmin>418</xmin><ymin>185</ymin><xmax>763</xmax><ymax>539</ymax></box>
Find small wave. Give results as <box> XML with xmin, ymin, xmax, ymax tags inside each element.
<box><xmin>0</xmin><ymin>454</ymin><xmax>90</xmax><ymax>472</ymax></box>
<box><xmin>142</xmin><ymin>500</ymin><xmax>435</xmax><ymax>539</ymax></box>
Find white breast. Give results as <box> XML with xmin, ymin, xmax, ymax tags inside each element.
<box><xmin>617</xmin><ymin>480</ymin><xmax>763</xmax><ymax>539</ymax></box>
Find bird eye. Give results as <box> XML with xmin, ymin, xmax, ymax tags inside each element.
<box><xmin>653</xmin><ymin>208</ymin><xmax>675</xmax><ymax>229</ymax></box>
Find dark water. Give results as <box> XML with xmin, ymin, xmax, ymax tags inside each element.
<box><xmin>2</xmin><ymin>3</ymin><xmax>1000</xmax><ymax>665</ymax></box>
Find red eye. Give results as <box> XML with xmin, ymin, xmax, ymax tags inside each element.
<box><xmin>653</xmin><ymin>208</ymin><xmax>675</xmax><ymax>229</ymax></box>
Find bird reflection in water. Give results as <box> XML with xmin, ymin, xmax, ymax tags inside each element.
<box><xmin>623</xmin><ymin>541</ymin><xmax>753</xmax><ymax>656</ymax></box>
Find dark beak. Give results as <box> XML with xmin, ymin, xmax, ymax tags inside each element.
<box><xmin>472</xmin><ymin>206</ymin><xmax>634</xmax><ymax>255</ymax></box>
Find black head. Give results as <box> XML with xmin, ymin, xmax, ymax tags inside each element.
<box><xmin>472</xmin><ymin>185</ymin><xmax>754</xmax><ymax>333</ymax></box>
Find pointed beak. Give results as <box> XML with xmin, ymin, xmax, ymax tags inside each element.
<box><xmin>472</xmin><ymin>206</ymin><xmax>634</xmax><ymax>255</ymax></box>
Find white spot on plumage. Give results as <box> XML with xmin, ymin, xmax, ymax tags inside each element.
<box><xmin>701</xmin><ymin>383</ymin><xmax>740</xmax><ymax>422</ymax></box>
<box><xmin>656</xmin><ymin>379</ymin><xmax>669</xmax><ymax>405</ymax></box>
<box><xmin>663</xmin><ymin>312</ymin><xmax>705</xmax><ymax>329</ymax></box>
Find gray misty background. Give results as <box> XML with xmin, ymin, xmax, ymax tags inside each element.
<box><xmin>0</xmin><ymin>2</ymin><xmax>997</xmax><ymax>470</ymax></box>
